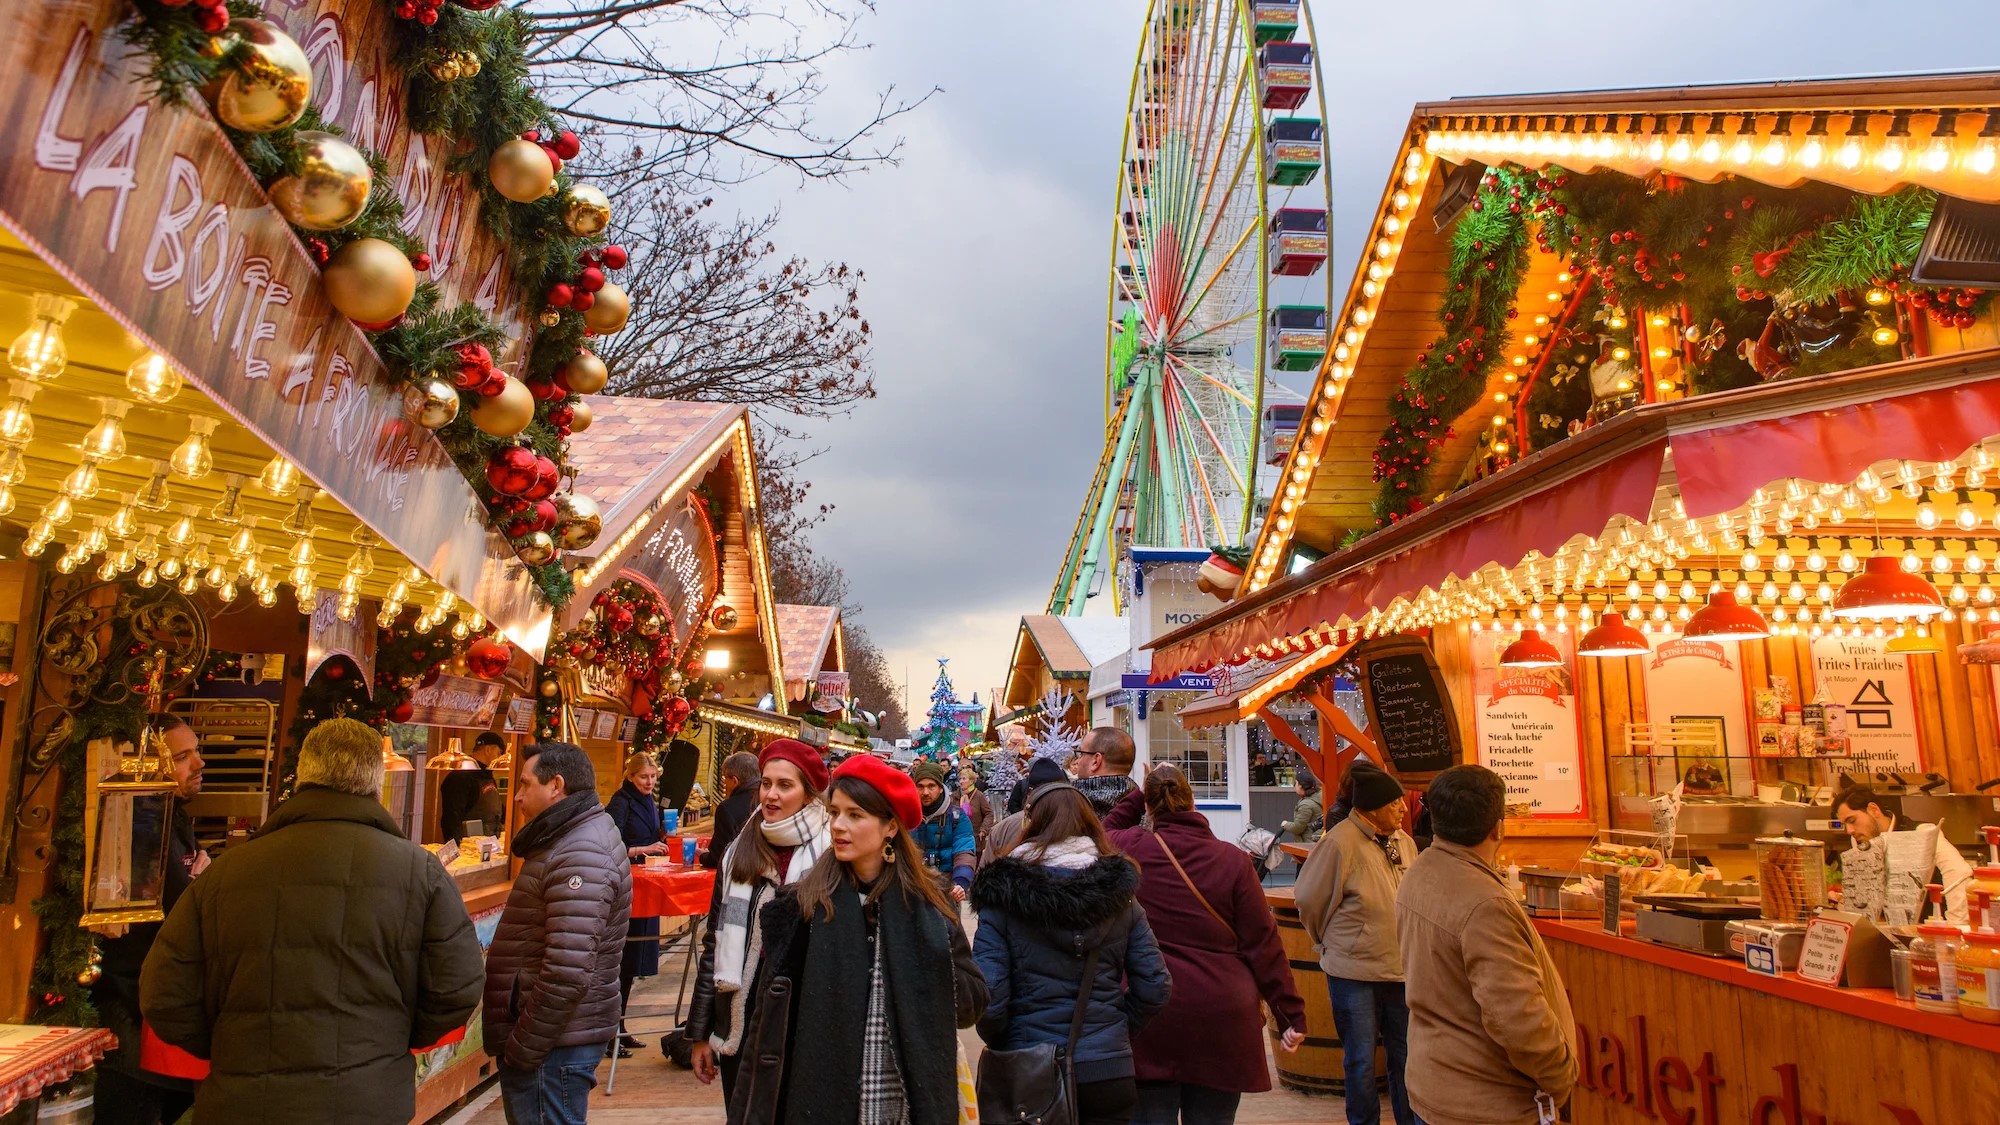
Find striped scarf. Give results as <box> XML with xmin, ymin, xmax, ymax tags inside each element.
<box><xmin>709</xmin><ymin>803</ymin><xmax>828</xmax><ymax>1054</ymax></box>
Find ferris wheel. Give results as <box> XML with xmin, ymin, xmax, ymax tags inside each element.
<box><xmin>1048</xmin><ymin>0</ymin><xmax>1334</xmax><ymax>616</ymax></box>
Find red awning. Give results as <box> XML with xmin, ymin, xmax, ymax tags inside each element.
<box><xmin>1670</xmin><ymin>377</ymin><xmax>2000</xmax><ymax>518</ymax></box>
<box><xmin>1154</xmin><ymin>438</ymin><xmax>1666</xmax><ymax>677</ymax></box>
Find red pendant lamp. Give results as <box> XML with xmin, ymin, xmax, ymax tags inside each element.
<box><xmin>1684</xmin><ymin>591</ymin><xmax>1770</xmax><ymax>641</ymax></box>
<box><xmin>1577</xmin><ymin>611</ymin><xmax>1650</xmax><ymax>658</ymax></box>
<box><xmin>1831</xmin><ymin>556</ymin><xmax>1947</xmax><ymax>621</ymax></box>
<box><xmin>1499</xmin><ymin>628</ymin><xmax>1564</xmax><ymax>669</ymax></box>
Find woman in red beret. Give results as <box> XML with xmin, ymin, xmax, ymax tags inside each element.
<box><xmin>725</xmin><ymin>755</ymin><xmax>988</xmax><ymax>1125</ymax></box>
<box><xmin>688</xmin><ymin>739</ymin><xmax>832</xmax><ymax>1100</ymax></box>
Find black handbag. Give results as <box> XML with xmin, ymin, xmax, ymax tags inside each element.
<box><xmin>975</xmin><ymin>946</ymin><xmax>1101</xmax><ymax>1125</ymax></box>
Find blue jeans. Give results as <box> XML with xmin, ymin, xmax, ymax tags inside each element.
<box><xmin>499</xmin><ymin>1042</ymin><xmax>604</xmax><ymax>1125</ymax></box>
<box><xmin>1326</xmin><ymin>977</ymin><xmax>1413</xmax><ymax>1125</ymax></box>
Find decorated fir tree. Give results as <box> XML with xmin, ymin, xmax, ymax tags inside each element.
<box><xmin>912</xmin><ymin>658</ymin><xmax>968</xmax><ymax>761</ymax></box>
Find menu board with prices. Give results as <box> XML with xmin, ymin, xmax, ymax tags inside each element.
<box><xmin>1353</xmin><ymin>636</ymin><xmax>1460</xmax><ymax>774</ymax></box>
<box><xmin>1470</xmin><ymin>629</ymin><xmax>1586</xmax><ymax>818</ymax></box>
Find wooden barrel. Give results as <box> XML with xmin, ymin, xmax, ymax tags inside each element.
<box><xmin>1265</xmin><ymin>885</ymin><xmax>1384</xmax><ymax>1097</ymax></box>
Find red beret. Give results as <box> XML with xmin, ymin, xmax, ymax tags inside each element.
<box><xmin>833</xmin><ymin>755</ymin><xmax>923</xmax><ymax>832</ymax></box>
<box><xmin>759</xmin><ymin>738</ymin><xmax>828</xmax><ymax>793</ymax></box>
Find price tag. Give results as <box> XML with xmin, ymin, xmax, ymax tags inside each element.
<box><xmin>1744</xmin><ymin>941</ymin><xmax>1780</xmax><ymax>976</ymax></box>
<box><xmin>1797</xmin><ymin>916</ymin><xmax>1855</xmax><ymax>985</ymax></box>
<box><xmin>1601</xmin><ymin>872</ymin><xmax>1623</xmax><ymax>935</ymax></box>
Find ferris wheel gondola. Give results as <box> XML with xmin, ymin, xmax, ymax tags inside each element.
<box><xmin>1049</xmin><ymin>0</ymin><xmax>1335</xmax><ymax>615</ymax></box>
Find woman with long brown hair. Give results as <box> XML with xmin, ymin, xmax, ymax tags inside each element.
<box><xmin>972</xmin><ymin>784</ymin><xmax>1172</xmax><ymax>1125</ymax></box>
<box><xmin>1103</xmin><ymin>765</ymin><xmax>1307</xmax><ymax>1125</ymax></box>
<box><xmin>728</xmin><ymin>755</ymin><xmax>987</xmax><ymax>1125</ymax></box>
<box><xmin>687</xmin><ymin>739</ymin><xmax>830</xmax><ymax>1100</ymax></box>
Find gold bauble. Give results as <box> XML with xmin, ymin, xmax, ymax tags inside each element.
<box><xmin>568</xmin><ymin>399</ymin><xmax>593</xmax><ymax>433</ymax></box>
<box><xmin>565</xmin><ymin>350</ymin><xmax>609</xmax><ymax>394</ymax></box>
<box><xmin>78</xmin><ymin>962</ymin><xmax>102</xmax><ymax>986</ymax></box>
<box><xmin>270</xmin><ymin>131</ymin><xmax>372</xmax><ymax>231</ymax></box>
<box><xmin>402</xmin><ymin>378</ymin><xmax>461</xmax><ymax>430</ymax></box>
<box><xmin>515</xmin><ymin>530</ymin><xmax>559</xmax><ymax>567</ymax></box>
<box><xmin>539</xmin><ymin>309</ymin><xmax>562</xmax><ymax>328</ymax></box>
<box><xmin>554</xmin><ymin>494</ymin><xmax>602</xmax><ymax>550</ymax></box>
<box><xmin>563</xmin><ymin>185</ymin><xmax>613</xmax><ymax>237</ymax></box>
<box><xmin>710</xmin><ymin>604</ymin><xmax>739</xmax><ymax>631</ymax></box>
<box><xmin>204</xmin><ymin>20</ymin><xmax>312</xmax><ymax>134</ymax></box>
<box><xmin>322</xmin><ymin>238</ymin><xmax>417</xmax><ymax>327</ymax></box>
<box><xmin>582</xmin><ymin>282</ymin><xmax>630</xmax><ymax>334</ymax></box>
<box><xmin>539</xmin><ymin>678</ymin><xmax>561</xmax><ymax>698</ymax></box>
<box><xmin>459</xmin><ymin>51</ymin><xmax>482</xmax><ymax>78</ymax></box>
<box><xmin>427</xmin><ymin>56</ymin><xmax>462</xmax><ymax>82</ymax></box>
<box><xmin>488</xmin><ymin>139</ymin><xmax>555</xmax><ymax>204</ymax></box>
<box><xmin>469</xmin><ymin>376</ymin><xmax>535</xmax><ymax>438</ymax></box>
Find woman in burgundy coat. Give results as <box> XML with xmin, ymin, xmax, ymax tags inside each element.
<box><xmin>1103</xmin><ymin>766</ymin><xmax>1307</xmax><ymax>1125</ymax></box>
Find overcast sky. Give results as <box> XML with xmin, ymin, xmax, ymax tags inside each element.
<box><xmin>730</xmin><ymin>0</ymin><xmax>1998</xmax><ymax>720</ymax></box>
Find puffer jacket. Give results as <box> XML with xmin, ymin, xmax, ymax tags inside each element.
<box><xmin>971</xmin><ymin>852</ymin><xmax>1171</xmax><ymax>1084</ymax></box>
<box><xmin>483</xmin><ymin>791</ymin><xmax>632</xmax><ymax>1068</ymax></box>
<box><xmin>140</xmin><ymin>786</ymin><xmax>482</xmax><ymax>1124</ymax></box>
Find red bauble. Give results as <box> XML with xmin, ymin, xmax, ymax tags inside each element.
<box><xmin>548</xmin><ymin>404</ymin><xmax>575</xmax><ymax>430</ymax></box>
<box><xmin>600</xmin><ymin>245</ymin><xmax>628</xmax><ymax>270</ymax></box>
<box><xmin>546</xmin><ymin>283</ymin><xmax>574</xmax><ymax>308</ymax></box>
<box><xmin>323</xmin><ymin>661</ymin><xmax>348</xmax><ymax>681</ymax></box>
<box><xmin>453</xmin><ymin>0</ymin><xmax>505</xmax><ymax>9</ymax></box>
<box><xmin>417</xmin><ymin>7</ymin><xmax>437</xmax><ymax>25</ymax></box>
<box><xmin>577</xmin><ymin>266</ymin><xmax>605</xmax><ymax>293</ymax></box>
<box><xmin>528</xmin><ymin>376</ymin><xmax>565</xmax><ymax>403</ymax></box>
<box><xmin>500</xmin><ymin>510</ymin><xmax>539</xmax><ymax>539</ymax></box>
<box><xmin>570</xmin><ymin>290</ymin><xmax>596</xmax><ymax>312</ymax></box>
<box><xmin>553</xmin><ymin>130</ymin><xmax>582</xmax><ymax>160</ymax></box>
<box><xmin>529</xmin><ymin>498</ymin><xmax>560</xmax><ymax>533</ymax></box>
<box><xmin>387</xmin><ymin>700</ymin><xmax>415</xmax><ymax>724</ymax></box>
<box><xmin>195</xmin><ymin>5</ymin><xmax>228</xmax><ymax>31</ymax></box>
<box><xmin>474</xmin><ymin>368</ymin><xmax>508</xmax><ymax>397</ymax></box>
<box><xmin>487</xmin><ymin>445</ymin><xmax>540</xmax><ymax>496</ymax></box>
<box><xmin>466</xmin><ymin>637</ymin><xmax>512</xmax><ymax>680</ymax></box>
<box><xmin>607</xmin><ymin>605</ymin><xmax>636</xmax><ymax>632</ymax></box>
<box><xmin>523</xmin><ymin>459</ymin><xmax>561</xmax><ymax>501</ymax></box>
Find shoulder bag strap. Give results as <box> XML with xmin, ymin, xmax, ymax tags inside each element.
<box><xmin>1152</xmin><ymin>831</ymin><xmax>1238</xmax><ymax>943</ymax></box>
<box><xmin>1064</xmin><ymin>946</ymin><xmax>1103</xmax><ymax>1057</ymax></box>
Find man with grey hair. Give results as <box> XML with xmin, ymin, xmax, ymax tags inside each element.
<box><xmin>142</xmin><ymin>718</ymin><xmax>484</xmax><ymax>1124</ymax></box>
<box><xmin>702</xmin><ymin>751</ymin><xmax>762</xmax><ymax>869</ymax></box>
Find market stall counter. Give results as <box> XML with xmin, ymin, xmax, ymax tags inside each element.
<box><xmin>1538</xmin><ymin>918</ymin><xmax>1999</xmax><ymax>1125</ymax></box>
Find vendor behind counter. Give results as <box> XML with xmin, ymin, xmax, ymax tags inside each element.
<box><xmin>437</xmin><ymin>732</ymin><xmax>508</xmax><ymax>842</ymax></box>
<box><xmin>1832</xmin><ymin>782</ymin><xmax>1976</xmax><ymax>925</ymax></box>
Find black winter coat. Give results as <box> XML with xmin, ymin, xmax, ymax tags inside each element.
<box><xmin>729</xmin><ymin>877</ymin><xmax>986</xmax><ymax>1125</ymax></box>
<box><xmin>971</xmin><ymin>854</ymin><xmax>1172</xmax><ymax>1084</ymax></box>
<box><xmin>483</xmin><ymin>790</ymin><xmax>632</xmax><ymax>1067</ymax></box>
<box><xmin>94</xmin><ymin>803</ymin><xmax>197</xmax><ymax>1088</ymax></box>
<box><xmin>704</xmin><ymin>789</ymin><xmax>759</xmax><ymax>870</ymax></box>
<box><xmin>606</xmin><ymin>781</ymin><xmax>664</xmax><ymax>976</ymax></box>
<box><xmin>140</xmin><ymin>786</ymin><xmax>483</xmax><ymax>1124</ymax></box>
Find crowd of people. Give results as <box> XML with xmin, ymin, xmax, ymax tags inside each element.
<box><xmin>95</xmin><ymin>715</ymin><xmax>1579</xmax><ymax>1125</ymax></box>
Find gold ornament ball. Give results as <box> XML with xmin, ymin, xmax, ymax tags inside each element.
<box><xmin>488</xmin><ymin>139</ymin><xmax>556</xmax><ymax>204</ymax></box>
<box><xmin>469</xmin><ymin>376</ymin><xmax>535</xmax><ymax>438</ymax></box>
<box><xmin>427</xmin><ymin>56</ymin><xmax>462</xmax><ymax>82</ymax></box>
<box><xmin>539</xmin><ymin>309</ymin><xmax>563</xmax><ymax>328</ymax></box>
<box><xmin>78</xmin><ymin>962</ymin><xmax>102</xmax><ymax>986</ymax></box>
<box><xmin>458</xmin><ymin>51</ymin><xmax>482</xmax><ymax>78</ymax></box>
<box><xmin>402</xmin><ymin>378</ymin><xmax>461</xmax><ymax>430</ymax></box>
<box><xmin>270</xmin><ymin>131</ymin><xmax>373</xmax><ymax>231</ymax></box>
<box><xmin>563</xmin><ymin>185</ymin><xmax>613</xmax><ymax>237</ymax></box>
<box><xmin>582</xmin><ymin>282</ymin><xmax>630</xmax><ymax>334</ymax></box>
<box><xmin>710</xmin><ymin>604</ymin><xmax>739</xmax><ymax>631</ymax></box>
<box><xmin>565</xmin><ymin>350</ymin><xmax>609</xmax><ymax>394</ymax></box>
<box><xmin>568</xmin><ymin>399</ymin><xmax>594</xmax><ymax>433</ymax></box>
<box><xmin>515</xmin><ymin>530</ymin><xmax>559</xmax><ymax>567</ymax></box>
<box><xmin>323</xmin><ymin>238</ymin><xmax>417</xmax><ymax>327</ymax></box>
<box><xmin>539</xmin><ymin>678</ymin><xmax>561</xmax><ymax>698</ymax></box>
<box><xmin>554</xmin><ymin>494</ymin><xmax>603</xmax><ymax>550</ymax></box>
<box><xmin>204</xmin><ymin>20</ymin><xmax>312</xmax><ymax>134</ymax></box>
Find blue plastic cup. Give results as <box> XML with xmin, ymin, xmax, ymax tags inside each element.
<box><xmin>662</xmin><ymin>808</ymin><xmax>680</xmax><ymax>835</ymax></box>
<box><xmin>683</xmin><ymin>838</ymin><xmax>698</xmax><ymax>865</ymax></box>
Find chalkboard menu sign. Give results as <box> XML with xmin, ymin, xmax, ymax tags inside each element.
<box><xmin>1354</xmin><ymin>636</ymin><xmax>1460</xmax><ymax>773</ymax></box>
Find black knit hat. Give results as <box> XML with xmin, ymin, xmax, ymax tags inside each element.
<box><xmin>1348</xmin><ymin>761</ymin><xmax>1404</xmax><ymax>812</ymax></box>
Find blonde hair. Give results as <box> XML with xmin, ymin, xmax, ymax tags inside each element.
<box><xmin>623</xmin><ymin>751</ymin><xmax>659</xmax><ymax>779</ymax></box>
<box><xmin>298</xmin><ymin>718</ymin><xmax>386</xmax><ymax>797</ymax></box>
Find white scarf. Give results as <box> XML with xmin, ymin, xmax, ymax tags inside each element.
<box><xmin>1021</xmin><ymin>835</ymin><xmax>1101</xmax><ymax>871</ymax></box>
<box><xmin>710</xmin><ymin>803</ymin><xmax>828</xmax><ymax>1054</ymax></box>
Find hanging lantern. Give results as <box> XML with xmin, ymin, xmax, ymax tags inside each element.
<box><xmin>1831</xmin><ymin>556</ymin><xmax>1947</xmax><ymax>621</ymax></box>
<box><xmin>1576</xmin><ymin>611</ymin><xmax>1650</xmax><ymax>658</ymax></box>
<box><xmin>1498</xmin><ymin>628</ymin><xmax>1562</xmax><ymax>669</ymax></box>
<box><xmin>1684</xmin><ymin>591</ymin><xmax>1771</xmax><ymax>641</ymax></box>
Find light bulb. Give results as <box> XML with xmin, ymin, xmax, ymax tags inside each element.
<box><xmin>108</xmin><ymin>504</ymin><xmax>137</xmax><ymax>539</ymax></box>
<box><xmin>281</xmin><ymin>485</ymin><xmax>320</xmax><ymax>536</ymax></box>
<box><xmin>125</xmin><ymin>352</ymin><xmax>182</xmax><ymax>404</ymax></box>
<box><xmin>134</xmin><ymin>462</ymin><xmax>171</xmax><ymax>511</ymax></box>
<box><xmin>0</xmin><ymin>380</ymin><xmax>38</xmax><ymax>443</ymax></box>
<box><xmin>1774</xmin><ymin>550</ymin><xmax>1794</xmax><ymax>572</ymax></box>
<box><xmin>136</xmin><ymin>563</ymin><xmax>158</xmax><ymax>588</ymax></box>
<box><xmin>167</xmin><ymin>510</ymin><xmax>195</xmax><ymax>546</ymax></box>
<box><xmin>1959</xmin><ymin>505</ymin><xmax>1982</xmax><ymax>531</ymax></box>
<box><xmin>176</xmin><ymin>570</ymin><xmax>199</xmax><ymax>596</ymax></box>
<box><xmin>170</xmin><ymin>417</ymin><xmax>218</xmax><ymax>480</ymax></box>
<box><xmin>135</xmin><ymin>530</ymin><xmax>160</xmax><ymax>562</ymax></box>
<box><xmin>0</xmin><ymin>484</ymin><xmax>12</xmax><ymax>516</ymax></box>
<box><xmin>227</xmin><ymin>516</ymin><xmax>257</xmax><ymax>557</ymax></box>
<box><xmin>158</xmin><ymin>556</ymin><xmax>183</xmax><ymax>580</ymax></box>
<box><xmin>0</xmin><ymin>446</ymin><xmax>20</xmax><ymax>485</ymax></box>
<box><xmin>1903</xmin><ymin>550</ymin><xmax>1923</xmax><ymax>573</ymax></box>
<box><xmin>80</xmin><ymin>400</ymin><xmax>128</xmax><ymax>462</ymax></box>
<box><xmin>258</xmin><ymin>456</ymin><xmax>300</xmax><ymax>497</ymax></box>
<box><xmin>44</xmin><ymin>495</ymin><xmax>74</xmax><ymax>525</ymax></box>
<box><xmin>1917</xmin><ymin>502</ymin><xmax>1940</xmax><ymax>529</ymax></box>
<box><xmin>1798</xmin><ymin>136</ymin><xmax>1825</xmax><ymax>168</ymax></box>
<box><xmin>60</xmin><ymin>463</ymin><xmax>98</xmax><ymax>502</ymax></box>
<box><xmin>7</xmin><ymin>294</ymin><xmax>75</xmax><ymax>380</ymax></box>
<box><xmin>257</xmin><ymin>585</ymin><xmax>278</xmax><ymax>608</ymax></box>
<box><xmin>288</xmin><ymin>538</ymin><xmax>316</xmax><ymax>567</ymax></box>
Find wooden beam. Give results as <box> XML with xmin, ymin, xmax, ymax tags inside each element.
<box><xmin>1258</xmin><ymin>704</ymin><xmax>1325</xmax><ymax>783</ymax></box>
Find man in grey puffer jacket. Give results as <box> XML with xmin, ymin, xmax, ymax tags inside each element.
<box><xmin>484</xmin><ymin>742</ymin><xmax>632</xmax><ymax>1125</ymax></box>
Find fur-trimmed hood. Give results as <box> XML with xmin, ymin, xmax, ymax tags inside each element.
<box><xmin>971</xmin><ymin>853</ymin><xmax>1139</xmax><ymax>934</ymax></box>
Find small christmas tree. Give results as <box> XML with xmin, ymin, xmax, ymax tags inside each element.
<box><xmin>913</xmin><ymin>658</ymin><xmax>968</xmax><ymax>761</ymax></box>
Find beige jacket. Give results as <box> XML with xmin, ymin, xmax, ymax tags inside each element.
<box><xmin>1395</xmin><ymin>840</ymin><xmax>1576</xmax><ymax>1125</ymax></box>
<box><xmin>1293</xmin><ymin>814</ymin><xmax>1411</xmax><ymax>981</ymax></box>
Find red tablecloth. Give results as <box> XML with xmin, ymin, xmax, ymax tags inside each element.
<box><xmin>631</xmin><ymin>865</ymin><xmax>716</xmax><ymax>919</ymax></box>
<box><xmin>0</xmin><ymin>1025</ymin><xmax>116</xmax><ymax>1114</ymax></box>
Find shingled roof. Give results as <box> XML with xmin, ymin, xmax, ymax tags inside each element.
<box><xmin>775</xmin><ymin>604</ymin><xmax>841</xmax><ymax>698</ymax></box>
